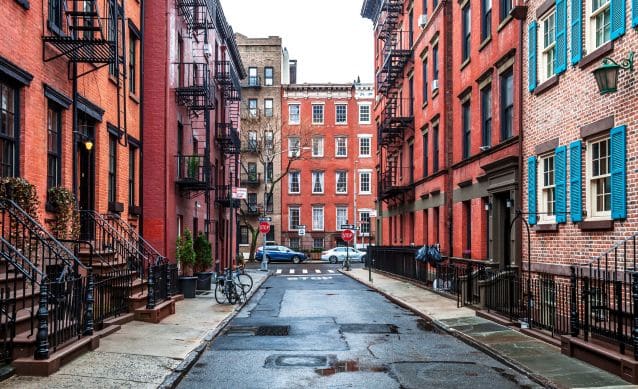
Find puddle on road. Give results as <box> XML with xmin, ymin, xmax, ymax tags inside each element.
<box><xmin>315</xmin><ymin>359</ymin><xmax>388</xmax><ymax>376</ymax></box>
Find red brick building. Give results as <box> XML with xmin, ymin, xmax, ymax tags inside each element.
<box><xmin>143</xmin><ymin>0</ymin><xmax>245</xmax><ymax>270</ymax></box>
<box><xmin>362</xmin><ymin>0</ymin><xmax>524</xmax><ymax>267</ymax></box>
<box><xmin>281</xmin><ymin>83</ymin><xmax>376</xmax><ymax>250</ymax></box>
<box><xmin>1</xmin><ymin>0</ymin><xmax>142</xmax><ymax>226</ymax></box>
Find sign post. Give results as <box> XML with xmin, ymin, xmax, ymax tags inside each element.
<box><xmin>259</xmin><ymin>221</ymin><xmax>271</xmax><ymax>272</ymax></box>
<box><xmin>341</xmin><ymin>228</ymin><xmax>354</xmax><ymax>271</ymax></box>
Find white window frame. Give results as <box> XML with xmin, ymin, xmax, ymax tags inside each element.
<box><xmin>538</xmin><ymin>9</ymin><xmax>556</xmax><ymax>83</ymax></box>
<box><xmin>312</xmin><ymin>206</ymin><xmax>324</xmax><ymax>231</ymax></box>
<box><xmin>358</xmin><ymin>104</ymin><xmax>371</xmax><ymax>124</ymax></box>
<box><xmin>289</xmin><ymin>103</ymin><xmax>300</xmax><ymax>124</ymax></box>
<box><xmin>288</xmin><ymin>137</ymin><xmax>300</xmax><ymax>157</ymax></box>
<box><xmin>336</xmin><ymin>207</ymin><xmax>348</xmax><ymax>231</ymax></box>
<box><xmin>288</xmin><ymin>171</ymin><xmax>300</xmax><ymax>194</ymax></box>
<box><xmin>312</xmin><ymin>171</ymin><xmax>324</xmax><ymax>194</ymax></box>
<box><xmin>586</xmin><ymin>0</ymin><xmax>611</xmax><ymax>52</ymax></box>
<box><xmin>335</xmin><ymin>104</ymin><xmax>348</xmax><ymax>125</ymax></box>
<box><xmin>289</xmin><ymin>207</ymin><xmax>300</xmax><ymax>230</ymax></box>
<box><xmin>586</xmin><ymin>135</ymin><xmax>612</xmax><ymax>220</ymax></box>
<box><xmin>335</xmin><ymin>137</ymin><xmax>348</xmax><ymax>157</ymax></box>
<box><xmin>358</xmin><ymin>135</ymin><xmax>372</xmax><ymax>157</ymax></box>
<box><xmin>359</xmin><ymin>170</ymin><xmax>372</xmax><ymax>194</ymax></box>
<box><xmin>336</xmin><ymin>171</ymin><xmax>348</xmax><ymax>194</ymax></box>
<box><xmin>312</xmin><ymin>104</ymin><xmax>324</xmax><ymax>124</ymax></box>
<box><xmin>312</xmin><ymin>137</ymin><xmax>324</xmax><ymax>157</ymax></box>
<box><xmin>538</xmin><ymin>154</ymin><xmax>556</xmax><ymax>224</ymax></box>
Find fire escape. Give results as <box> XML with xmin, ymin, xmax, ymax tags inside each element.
<box><xmin>375</xmin><ymin>0</ymin><xmax>414</xmax><ymax>205</ymax></box>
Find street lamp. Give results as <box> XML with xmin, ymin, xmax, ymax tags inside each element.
<box><xmin>593</xmin><ymin>52</ymin><xmax>634</xmax><ymax>95</ymax></box>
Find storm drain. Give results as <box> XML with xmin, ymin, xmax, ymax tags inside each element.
<box><xmin>225</xmin><ymin>325</ymin><xmax>290</xmax><ymax>336</ymax></box>
<box><xmin>340</xmin><ymin>324</ymin><xmax>398</xmax><ymax>334</ymax></box>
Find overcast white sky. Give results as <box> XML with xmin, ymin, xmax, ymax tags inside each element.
<box><xmin>219</xmin><ymin>0</ymin><xmax>375</xmax><ymax>84</ymax></box>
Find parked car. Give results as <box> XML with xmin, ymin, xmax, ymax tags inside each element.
<box><xmin>321</xmin><ymin>247</ymin><xmax>367</xmax><ymax>263</ymax></box>
<box><xmin>255</xmin><ymin>245</ymin><xmax>308</xmax><ymax>264</ymax></box>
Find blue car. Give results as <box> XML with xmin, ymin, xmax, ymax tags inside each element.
<box><xmin>255</xmin><ymin>245</ymin><xmax>308</xmax><ymax>264</ymax></box>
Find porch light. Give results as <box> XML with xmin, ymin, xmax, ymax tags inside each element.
<box><xmin>593</xmin><ymin>52</ymin><xmax>634</xmax><ymax>95</ymax></box>
<box><xmin>84</xmin><ymin>140</ymin><xmax>94</xmax><ymax>151</ymax></box>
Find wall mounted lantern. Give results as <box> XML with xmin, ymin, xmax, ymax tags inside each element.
<box><xmin>593</xmin><ymin>52</ymin><xmax>634</xmax><ymax>95</ymax></box>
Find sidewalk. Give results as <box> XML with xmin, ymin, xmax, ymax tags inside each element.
<box><xmin>342</xmin><ymin>268</ymin><xmax>635</xmax><ymax>389</ymax></box>
<box><xmin>2</xmin><ymin>269</ymin><xmax>269</xmax><ymax>389</ymax></box>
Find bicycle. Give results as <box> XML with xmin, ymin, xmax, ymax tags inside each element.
<box><xmin>214</xmin><ymin>269</ymin><xmax>244</xmax><ymax>304</ymax></box>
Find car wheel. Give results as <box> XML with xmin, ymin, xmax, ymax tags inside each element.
<box><xmin>329</xmin><ymin>256</ymin><xmax>338</xmax><ymax>264</ymax></box>
<box><xmin>292</xmin><ymin>255</ymin><xmax>301</xmax><ymax>264</ymax></box>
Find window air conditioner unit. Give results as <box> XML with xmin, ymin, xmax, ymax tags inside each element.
<box><xmin>432</xmin><ymin>79</ymin><xmax>439</xmax><ymax>92</ymax></box>
<box><xmin>418</xmin><ymin>14</ymin><xmax>428</xmax><ymax>28</ymax></box>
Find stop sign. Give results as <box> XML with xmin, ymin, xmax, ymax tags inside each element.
<box><xmin>259</xmin><ymin>222</ymin><xmax>271</xmax><ymax>234</ymax></box>
<box><xmin>341</xmin><ymin>229</ymin><xmax>354</xmax><ymax>242</ymax></box>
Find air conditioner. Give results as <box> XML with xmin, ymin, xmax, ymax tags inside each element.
<box><xmin>418</xmin><ymin>14</ymin><xmax>428</xmax><ymax>28</ymax></box>
<box><xmin>203</xmin><ymin>43</ymin><xmax>212</xmax><ymax>57</ymax></box>
<box><xmin>432</xmin><ymin>79</ymin><xmax>439</xmax><ymax>92</ymax></box>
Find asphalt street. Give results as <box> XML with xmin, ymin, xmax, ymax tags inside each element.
<box><xmin>177</xmin><ymin>263</ymin><xmax>541</xmax><ymax>389</ymax></box>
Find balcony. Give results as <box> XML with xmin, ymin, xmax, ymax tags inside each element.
<box><xmin>243</xmin><ymin>76</ymin><xmax>261</xmax><ymax>88</ymax></box>
<box><xmin>175</xmin><ymin>155</ymin><xmax>209</xmax><ymax>191</ymax></box>
<box><xmin>215</xmin><ymin>185</ymin><xmax>240</xmax><ymax>208</ymax></box>
<box><xmin>175</xmin><ymin>62</ymin><xmax>214</xmax><ymax>110</ymax></box>
<box><xmin>241</xmin><ymin>172</ymin><xmax>262</xmax><ymax>186</ymax></box>
<box><xmin>215</xmin><ymin>60</ymin><xmax>242</xmax><ymax>101</ymax></box>
<box><xmin>377</xmin><ymin>30</ymin><xmax>413</xmax><ymax>94</ymax></box>
<box><xmin>216</xmin><ymin>122</ymin><xmax>241</xmax><ymax>155</ymax></box>
<box><xmin>242</xmin><ymin>201</ymin><xmax>262</xmax><ymax>216</ymax></box>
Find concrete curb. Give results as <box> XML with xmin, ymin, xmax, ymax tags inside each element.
<box><xmin>158</xmin><ymin>271</ymin><xmax>272</xmax><ymax>389</ymax></box>
<box><xmin>339</xmin><ymin>269</ymin><xmax>558</xmax><ymax>389</ymax></box>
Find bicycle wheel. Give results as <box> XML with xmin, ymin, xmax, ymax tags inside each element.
<box><xmin>214</xmin><ymin>282</ymin><xmax>228</xmax><ymax>304</ymax></box>
<box><xmin>237</xmin><ymin>273</ymin><xmax>253</xmax><ymax>294</ymax></box>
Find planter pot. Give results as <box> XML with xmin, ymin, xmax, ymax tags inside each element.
<box><xmin>195</xmin><ymin>272</ymin><xmax>214</xmax><ymax>291</ymax></box>
<box><xmin>178</xmin><ymin>276</ymin><xmax>197</xmax><ymax>298</ymax></box>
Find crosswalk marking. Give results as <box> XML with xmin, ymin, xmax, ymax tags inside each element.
<box><xmin>302</xmin><ymin>269</ymin><xmax>308</xmax><ymax>274</ymax></box>
<box><xmin>276</xmin><ymin>269</ymin><xmax>282</xmax><ymax>274</ymax></box>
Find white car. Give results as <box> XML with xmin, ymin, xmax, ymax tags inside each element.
<box><xmin>321</xmin><ymin>247</ymin><xmax>367</xmax><ymax>263</ymax></box>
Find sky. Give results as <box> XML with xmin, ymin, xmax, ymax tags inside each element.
<box><xmin>219</xmin><ymin>0</ymin><xmax>375</xmax><ymax>84</ymax></box>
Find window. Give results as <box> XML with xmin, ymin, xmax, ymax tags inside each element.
<box><xmin>129</xmin><ymin>146</ymin><xmax>137</xmax><ymax>206</ymax></box>
<box><xmin>289</xmin><ymin>171</ymin><xmax>300</xmax><ymax>193</ymax></box>
<box><xmin>422</xmin><ymin>57</ymin><xmax>428</xmax><ymax>104</ymax></box>
<box><xmin>248</xmin><ymin>67</ymin><xmax>259</xmax><ymax>86</ymax></box>
<box><xmin>336</xmin><ymin>104</ymin><xmax>347</xmax><ymax>124</ymax></box>
<box><xmin>335</xmin><ymin>137</ymin><xmax>347</xmax><ymax>157</ymax></box>
<box><xmin>359</xmin><ymin>136</ymin><xmax>371</xmax><ymax>157</ymax></box>
<box><xmin>462</xmin><ymin>101</ymin><xmax>471</xmax><ymax>159</ymax></box>
<box><xmin>129</xmin><ymin>33</ymin><xmax>138</xmax><ymax>95</ymax></box>
<box><xmin>312</xmin><ymin>104</ymin><xmax>324</xmax><ymax>124</ymax></box>
<box><xmin>49</xmin><ymin>0</ymin><xmax>63</xmax><ymax>31</ymax></box>
<box><xmin>312</xmin><ymin>171</ymin><xmax>324</xmax><ymax>193</ymax></box>
<box><xmin>264</xmin><ymin>99</ymin><xmax>273</xmax><ymax>117</ymax></box>
<box><xmin>433</xmin><ymin>44</ymin><xmax>439</xmax><ymax>82</ymax></box>
<box><xmin>359</xmin><ymin>104</ymin><xmax>371</xmax><ymax>123</ymax></box>
<box><xmin>248</xmin><ymin>131</ymin><xmax>257</xmax><ymax>151</ymax></box>
<box><xmin>462</xmin><ymin>3</ymin><xmax>471</xmax><ymax>62</ymax></box>
<box><xmin>481</xmin><ymin>86</ymin><xmax>492</xmax><ymax>147</ymax></box>
<box><xmin>264</xmin><ymin>192</ymin><xmax>273</xmax><ymax>213</ymax></box>
<box><xmin>481</xmin><ymin>0</ymin><xmax>492</xmax><ymax>41</ymax></box>
<box><xmin>360</xmin><ymin>211</ymin><xmax>371</xmax><ymax>234</ymax></box>
<box><xmin>288</xmin><ymin>137</ymin><xmax>300</xmax><ymax>157</ymax></box>
<box><xmin>500</xmin><ymin>69</ymin><xmax>514</xmax><ymax>140</ymax></box>
<box><xmin>248</xmin><ymin>98</ymin><xmax>258</xmax><ymax>117</ymax></box>
<box><xmin>433</xmin><ymin>123</ymin><xmax>439</xmax><ymax>172</ymax></box>
<box><xmin>336</xmin><ymin>207</ymin><xmax>348</xmax><ymax>230</ymax></box>
<box><xmin>359</xmin><ymin>171</ymin><xmax>371</xmax><ymax>194</ymax></box>
<box><xmin>423</xmin><ymin>131</ymin><xmax>429</xmax><ymax>177</ymax></box>
<box><xmin>313</xmin><ymin>238</ymin><xmax>324</xmax><ymax>249</ymax></box>
<box><xmin>312</xmin><ymin>137</ymin><xmax>324</xmax><ymax>157</ymax></box>
<box><xmin>539</xmin><ymin>154</ymin><xmax>556</xmax><ymax>222</ymax></box>
<box><xmin>540</xmin><ymin>10</ymin><xmax>556</xmax><ymax>82</ymax></box>
<box><xmin>501</xmin><ymin>0</ymin><xmax>512</xmax><ymax>21</ymax></box>
<box><xmin>264</xmin><ymin>67</ymin><xmax>274</xmax><ymax>86</ymax></box>
<box><xmin>289</xmin><ymin>104</ymin><xmax>300</xmax><ymax>124</ymax></box>
<box><xmin>289</xmin><ymin>207</ymin><xmax>300</xmax><ymax>229</ymax></box>
<box><xmin>239</xmin><ymin>226</ymin><xmax>249</xmax><ymax>245</ymax></box>
<box><xmin>589</xmin><ymin>0</ymin><xmax>610</xmax><ymax>49</ymax></box>
<box><xmin>587</xmin><ymin>137</ymin><xmax>611</xmax><ymax>218</ymax></box>
<box><xmin>336</xmin><ymin>171</ymin><xmax>347</xmax><ymax>193</ymax></box>
<box><xmin>312</xmin><ymin>206</ymin><xmax>324</xmax><ymax>230</ymax></box>
<box><xmin>47</xmin><ymin>104</ymin><xmax>62</xmax><ymax>190</ymax></box>
<box><xmin>108</xmin><ymin>135</ymin><xmax>117</xmax><ymax>203</ymax></box>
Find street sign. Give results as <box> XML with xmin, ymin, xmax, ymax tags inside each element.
<box><xmin>298</xmin><ymin>227</ymin><xmax>306</xmax><ymax>236</ymax></box>
<box><xmin>341</xmin><ymin>229</ymin><xmax>354</xmax><ymax>242</ymax></box>
<box><xmin>258</xmin><ymin>217</ymin><xmax>272</xmax><ymax>222</ymax></box>
<box><xmin>232</xmin><ymin>187</ymin><xmax>247</xmax><ymax>199</ymax></box>
<box><xmin>259</xmin><ymin>222</ymin><xmax>271</xmax><ymax>234</ymax></box>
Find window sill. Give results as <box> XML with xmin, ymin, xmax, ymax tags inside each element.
<box><xmin>478</xmin><ymin>36</ymin><xmax>492</xmax><ymax>52</ymax></box>
<box><xmin>533</xmin><ymin>75</ymin><xmax>559</xmax><ymax>96</ymax></box>
<box><xmin>460</xmin><ymin>58</ymin><xmax>471</xmax><ymax>71</ymax></box>
<box><xmin>533</xmin><ymin>223</ymin><xmax>559</xmax><ymax>232</ymax></box>
<box><xmin>578</xmin><ymin>41</ymin><xmax>614</xmax><ymax>70</ymax></box>
<box><xmin>580</xmin><ymin>219</ymin><xmax>614</xmax><ymax>231</ymax></box>
<box><xmin>497</xmin><ymin>15</ymin><xmax>514</xmax><ymax>32</ymax></box>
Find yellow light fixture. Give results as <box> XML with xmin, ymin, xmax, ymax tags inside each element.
<box><xmin>84</xmin><ymin>140</ymin><xmax>94</xmax><ymax>151</ymax></box>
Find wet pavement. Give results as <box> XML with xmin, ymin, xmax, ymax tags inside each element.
<box><xmin>177</xmin><ymin>263</ymin><xmax>540</xmax><ymax>389</ymax></box>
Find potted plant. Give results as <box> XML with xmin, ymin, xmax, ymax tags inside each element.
<box><xmin>176</xmin><ymin>228</ymin><xmax>197</xmax><ymax>298</ymax></box>
<box><xmin>193</xmin><ymin>232</ymin><xmax>213</xmax><ymax>290</ymax></box>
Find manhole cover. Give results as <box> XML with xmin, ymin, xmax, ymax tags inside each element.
<box><xmin>256</xmin><ymin>325</ymin><xmax>290</xmax><ymax>336</ymax></box>
<box><xmin>340</xmin><ymin>324</ymin><xmax>398</xmax><ymax>334</ymax></box>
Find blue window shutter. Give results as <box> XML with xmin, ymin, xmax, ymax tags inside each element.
<box><xmin>571</xmin><ymin>0</ymin><xmax>582</xmax><ymax>64</ymax></box>
<box><xmin>633</xmin><ymin>0</ymin><xmax>638</xmax><ymax>27</ymax></box>
<box><xmin>569</xmin><ymin>140</ymin><xmax>583</xmax><ymax>222</ymax></box>
<box><xmin>610</xmin><ymin>0</ymin><xmax>626</xmax><ymax>40</ymax></box>
<box><xmin>555</xmin><ymin>146</ymin><xmax>567</xmax><ymax>223</ymax></box>
<box><xmin>611</xmin><ymin>125</ymin><xmax>627</xmax><ymax>220</ymax></box>
<box><xmin>528</xmin><ymin>156</ymin><xmax>538</xmax><ymax>225</ymax></box>
<box><xmin>555</xmin><ymin>0</ymin><xmax>567</xmax><ymax>73</ymax></box>
<box><xmin>528</xmin><ymin>22</ymin><xmax>538</xmax><ymax>92</ymax></box>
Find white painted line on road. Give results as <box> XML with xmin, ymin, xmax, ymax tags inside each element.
<box><xmin>289</xmin><ymin>269</ymin><xmax>295</xmax><ymax>274</ymax></box>
<box><xmin>302</xmin><ymin>269</ymin><xmax>308</xmax><ymax>274</ymax></box>
<box><xmin>276</xmin><ymin>269</ymin><xmax>282</xmax><ymax>274</ymax></box>
<box><xmin>315</xmin><ymin>269</ymin><xmax>321</xmax><ymax>274</ymax></box>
